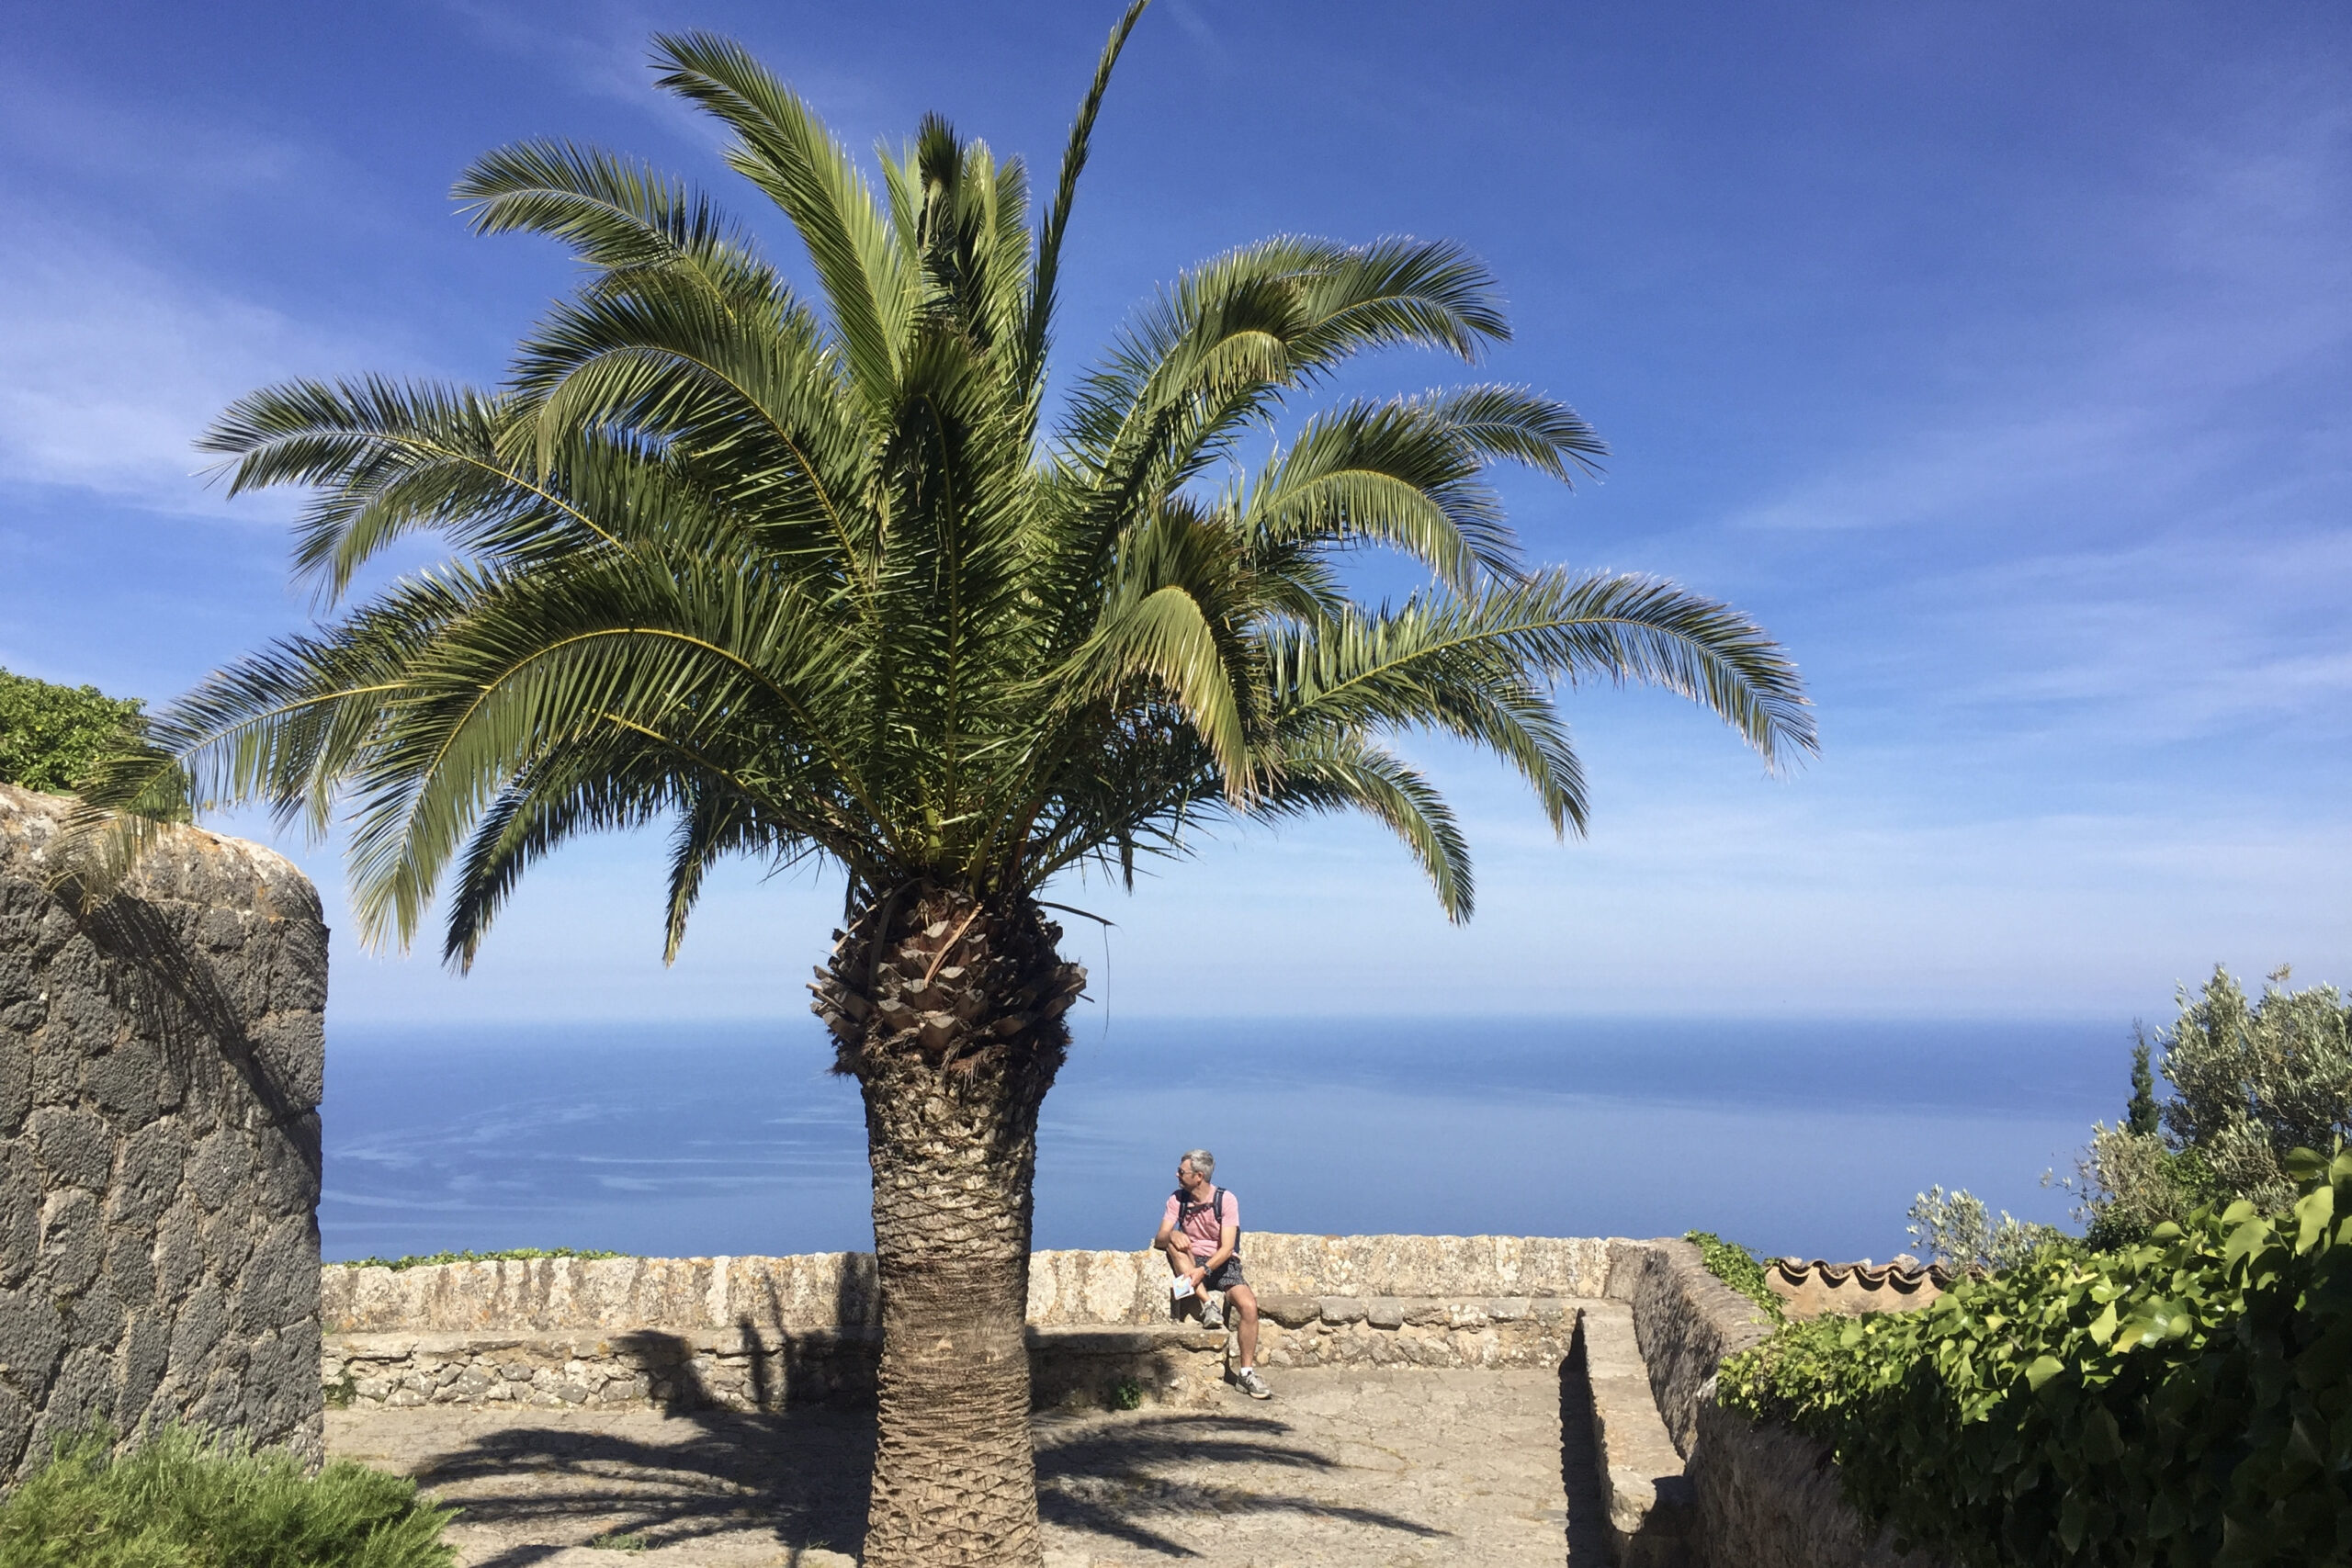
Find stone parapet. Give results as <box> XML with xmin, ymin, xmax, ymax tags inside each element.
<box><xmin>1606</xmin><ymin>1237</ymin><xmax>1775</xmax><ymax>1455</ymax></box>
<box><xmin>320</xmin><ymin>1234</ymin><xmax>1615</xmax><ymax>1336</ymax></box>
<box><xmin>322</xmin><ymin>1296</ymin><xmax>1593</xmax><ymax>1413</ymax></box>
<box><xmin>1</xmin><ymin>785</ymin><xmax>327</xmax><ymax>1482</ymax></box>
<box><xmin>1604</xmin><ymin>1236</ymin><xmax>1957</xmax><ymax>1568</ymax></box>
<box><xmin>326</xmin><ymin>1323</ymin><xmax>1234</xmax><ymax>1414</ymax></box>
<box><xmin>1250</xmin><ymin>1293</ymin><xmax>1582</xmax><ymax>1371</ymax></box>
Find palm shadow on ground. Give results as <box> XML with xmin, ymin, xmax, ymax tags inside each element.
<box><xmin>402</xmin><ymin>1334</ymin><xmax>1462</xmax><ymax>1565</ymax></box>
<box><xmin>1032</xmin><ymin>1409</ymin><xmax>1451</xmax><ymax>1556</ymax></box>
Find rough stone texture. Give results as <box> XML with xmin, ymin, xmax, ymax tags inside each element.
<box><xmin>330</xmin><ymin>1365</ymin><xmax>1606</xmax><ymax>1566</ymax></box>
<box><xmin>1581</xmin><ymin>1300</ymin><xmax>1692</xmax><ymax>1567</ymax></box>
<box><xmin>321</xmin><ymin>1301</ymin><xmax>1590</xmax><ymax>1414</ymax></box>
<box><xmin>1249</xmin><ymin>1294</ymin><xmax>1579</xmax><ymax>1372</ymax></box>
<box><xmin>1605</xmin><ymin>1237</ymin><xmax>1775</xmax><ymax>1456</ymax></box>
<box><xmin>1690</xmin><ymin>1400</ymin><xmax>1955</xmax><ymax>1568</ymax></box>
<box><xmin>318</xmin><ymin>1234</ymin><xmax>1612</xmax><ymax>1338</ymax></box>
<box><xmin>0</xmin><ymin>785</ymin><xmax>326</xmax><ymax>1481</ymax></box>
<box><xmin>324</xmin><ymin>1325</ymin><xmax>1234</xmax><ymax>1416</ymax></box>
<box><xmin>1609</xmin><ymin>1236</ymin><xmax>1957</xmax><ymax>1568</ymax></box>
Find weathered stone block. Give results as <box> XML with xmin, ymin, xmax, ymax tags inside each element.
<box><xmin>0</xmin><ymin>1145</ymin><xmax>39</xmax><ymax>1287</ymax></box>
<box><xmin>0</xmin><ymin>1287</ymin><xmax>67</xmax><ymax>1398</ymax></box>
<box><xmin>0</xmin><ymin>1032</ymin><xmax>28</xmax><ymax>1134</ymax></box>
<box><xmin>28</xmin><ymin>1106</ymin><xmax>112</xmax><ymax>1191</ymax></box>
<box><xmin>81</xmin><ymin>1038</ymin><xmax>160</xmax><ymax>1124</ymax></box>
<box><xmin>40</xmin><ymin>1189</ymin><xmax>105</xmax><ymax>1295</ymax></box>
<box><xmin>0</xmin><ymin>784</ymin><xmax>328</xmax><ymax>1482</ymax></box>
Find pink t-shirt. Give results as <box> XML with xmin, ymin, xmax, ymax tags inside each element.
<box><xmin>1160</xmin><ymin>1188</ymin><xmax>1238</xmax><ymax>1256</ymax></box>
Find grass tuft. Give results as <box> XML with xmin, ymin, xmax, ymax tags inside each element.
<box><xmin>0</xmin><ymin>1424</ymin><xmax>456</xmax><ymax>1567</ymax></box>
<box><xmin>327</xmin><ymin>1247</ymin><xmax>628</xmax><ymax>1271</ymax></box>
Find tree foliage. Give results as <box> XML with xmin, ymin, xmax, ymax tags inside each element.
<box><xmin>1906</xmin><ymin>1185</ymin><xmax>2062</xmax><ymax>1271</ymax></box>
<box><xmin>2079</xmin><ymin>966</ymin><xmax>2352</xmax><ymax>1245</ymax></box>
<box><xmin>0</xmin><ymin>669</ymin><xmax>144</xmax><ymax>796</ymax></box>
<box><xmin>67</xmin><ymin>20</ymin><xmax>1815</xmax><ymax>973</ymax></box>
<box><xmin>1723</xmin><ymin>1150</ymin><xmax>2352</xmax><ymax>1568</ymax></box>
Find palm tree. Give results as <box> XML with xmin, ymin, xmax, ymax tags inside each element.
<box><xmin>79</xmin><ymin>8</ymin><xmax>1813</xmax><ymax>1562</ymax></box>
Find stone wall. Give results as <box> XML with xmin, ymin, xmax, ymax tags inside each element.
<box><xmin>1606</xmin><ymin>1237</ymin><xmax>1775</xmax><ymax>1454</ymax></box>
<box><xmin>317</xmin><ymin>1239</ymin><xmax>1607</xmax><ymax>1414</ymax></box>
<box><xmin>1604</xmin><ymin>1236</ymin><xmax>1956</xmax><ymax>1568</ymax></box>
<box><xmin>1</xmin><ymin>785</ymin><xmax>327</xmax><ymax>1482</ymax></box>
<box><xmin>319</xmin><ymin>1233</ymin><xmax>1611</xmax><ymax>1337</ymax></box>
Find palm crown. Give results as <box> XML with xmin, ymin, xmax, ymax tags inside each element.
<box><xmin>90</xmin><ymin>22</ymin><xmax>1810</xmax><ymax>966</ymax></box>
<box><xmin>67</xmin><ymin>15</ymin><xmax>1823</xmax><ymax>1560</ymax></box>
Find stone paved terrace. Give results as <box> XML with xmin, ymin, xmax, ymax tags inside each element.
<box><xmin>328</xmin><ymin>1363</ymin><xmax>1611</xmax><ymax>1567</ymax></box>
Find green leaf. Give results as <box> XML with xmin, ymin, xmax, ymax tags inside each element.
<box><xmin>2087</xmin><ymin>1301</ymin><xmax>2119</xmax><ymax>1348</ymax></box>
<box><xmin>2024</xmin><ymin>1354</ymin><xmax>2064</xmax><ymax>1392</ymax></box>
<box><xmin>2292</xmin><ymin>1183</ymin><xmax>2334</xmax><ymax>1254</ymax></box>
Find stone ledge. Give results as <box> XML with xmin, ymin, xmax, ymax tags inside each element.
<box><xmin>322</xmin><ymin>1322</ymin><xmax>1236</xmax><ymax>1414</ymax></box>
<box><xmin>1250</xmin><ymin>1294</ymin><xmax>1569</xmax><ymax>1329</ymax></box>
<box><xmin>320</xmin><ymin>1235</ymin><xmax>1616</xmax><ymax>1335</ymax></box>
<box><xmin>1583</xmin><ymin>1300</ymin><xmax>1693</xmax><ymax>1567</ymax></box>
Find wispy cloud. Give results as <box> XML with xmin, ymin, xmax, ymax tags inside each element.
<box><xmin>0</xmin><ymin>228</ymin><xmax>374</xmax><ymax>516</ymax></box>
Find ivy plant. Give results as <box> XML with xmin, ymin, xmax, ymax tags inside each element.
<box><xmin>1720</xmin><ymin>1148</ymin><xmax>2352</xmax><ymax>1567</ymax></box>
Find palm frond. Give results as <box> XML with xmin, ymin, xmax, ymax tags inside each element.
<box><xmin>1022</xmin><ymin>0</ymin><xmax>1150</xmax><ymax>397</ymax></box>
<box><xmin>652</xmin><ymin>32</ymin><xmax>912</xmax><ymax>412</ymax></box>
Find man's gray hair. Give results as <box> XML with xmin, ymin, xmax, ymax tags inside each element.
<box><xmin>1181</xmin><ymin>1148</ymin><xmax>1215</xmax><ymax>1179</ymax></box>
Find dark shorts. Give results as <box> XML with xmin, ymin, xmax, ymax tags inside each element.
<box><xmin>1193</xmin><ymin>1254</ymin><xmax>1246</xmax><ymax>1292</ymax></box>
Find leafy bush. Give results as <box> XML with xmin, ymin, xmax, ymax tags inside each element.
<box><xmin>1720</xmin><ymin>1148</ymin><xmax>2352</xmax><ymax>1568</ymax></box>
<box><xmin>2076</xmin><ymin>967</ymin><xmax>2352</xmax><ymax>1245</ymax></box>
<box><xmin>327</xmin><ymin>1247</ymin><xmax>627</xmax><ymax>1271</ymax></box>
<box><xmin>0</xmin><ymin>669</ymin><xmax>145</xmax><ymax>795</ymax></box>
<box><xmin>0</xmin><ymin>1424</ymin><xmax>455</xmax><ymax>1567</ymax></box>
<box><xmin>1685</xmin><ymin>1230</ymin><xmax>1785</xmax><ymax>1323</ymax></box>
<box><xmin>1905</xmin><ymin>1185</ymin><xmax>2062</xmax><ymax>1270</ymax></box>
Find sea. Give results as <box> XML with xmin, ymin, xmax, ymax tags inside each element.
<box><xmin>320</xmin><ymin>1014</ymin><xmax>2130</xmax><ymax>1267</ymax></box>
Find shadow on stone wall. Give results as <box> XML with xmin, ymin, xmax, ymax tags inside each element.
<box><xmin>2</xmin><ymin>784</ymin><xmax>327</xmax><ymax>1483</ymax></box>
<box><xmin>1557</xmin><ymin>1322</ymin><xmax>1619</xmax><ymax>1564</ymax></box>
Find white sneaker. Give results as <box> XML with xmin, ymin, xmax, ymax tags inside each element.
<box><xmin>1199</xmin><ymin>1293</ymin><xmax>1224</xmax><ymax>1330</ymax></box>
<box><xmin>1234</xmin><ymin>1367</ymin><xmax>1272</xmax><ymax>1400</ymax></box>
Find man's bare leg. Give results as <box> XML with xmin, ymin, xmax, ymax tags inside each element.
<box><xmin>1226</xmin><ymin>1282</ymin><xmax>1261</xmax><ymax>1368</ymax></box>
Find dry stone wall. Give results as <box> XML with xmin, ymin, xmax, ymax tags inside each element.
<box><xmin>1601</xmin><ymin>1236</ymin><xmax>1957</xmax><ymax>1568</ymax></box>
<box><xmin>318</xmin><ymin>1234</ymin><xmax>1611</xmax><ymax>1338</ymax></box>
<box><xmin>317</xmin><ymin>1237</ymin><xmax>1610</xmax><ymax>1414</ymax></box>
<box><xmin>1</xmin><ymin>785</ymin><xmax>327</xmax><ymax>1482</ymax></box>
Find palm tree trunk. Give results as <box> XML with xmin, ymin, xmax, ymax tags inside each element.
<box><xmin>811</xmin><ymin>886</ymin><xmax>1084</xmax><ymax>1568</ymax></box>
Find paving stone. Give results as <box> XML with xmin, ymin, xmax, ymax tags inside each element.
<box><xmin>329</xmin><ymin>1365</ymin><xmax>1611</xmax><ymax>1566</ymax></box>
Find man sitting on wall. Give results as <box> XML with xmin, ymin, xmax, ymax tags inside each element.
<box><xmin>1156</xmin><ymin>1147</ymin><xmax>1271</xmax><ymax>1399</ymax></box>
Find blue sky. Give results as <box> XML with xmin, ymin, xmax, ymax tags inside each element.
<box><xmin>2</xmin><ymin>0</ymin><xmax>2346</xmax><ymax>1027</ymax></box>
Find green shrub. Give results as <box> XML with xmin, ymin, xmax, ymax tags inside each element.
<box><xmin>0</xmin><ymin>669</ymin><xmax>145</xmax><ymax>796</ymax></box>
<box><xmin>1905</xmin><ymin>1185</ymin><xmax>2062</xmax><ymax>1270</ymax></box>
<box><xmin>2077</xmin><ymin>967</ymin><xmax>2352</xmax><ymax>1245</ymax></box>
<box><xmin>1720</xmin><ymin>1148</ymin><xmax>2352</xmax><ymax>1568</ymax></box>
<box><xmin>0</xmin><ymin>1424</ymin><xmax>455</xmax><ymax>1567</ymax></box>
<box><xmin>327</xmin><ymin>1247</ymin><xmax>627</xmax><ymax>1271</ymax></box>
<box><xmin>1685</xmin><ymin>1230</ymin><xmax>1785</xmax><ymax>1323</ymax></box>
